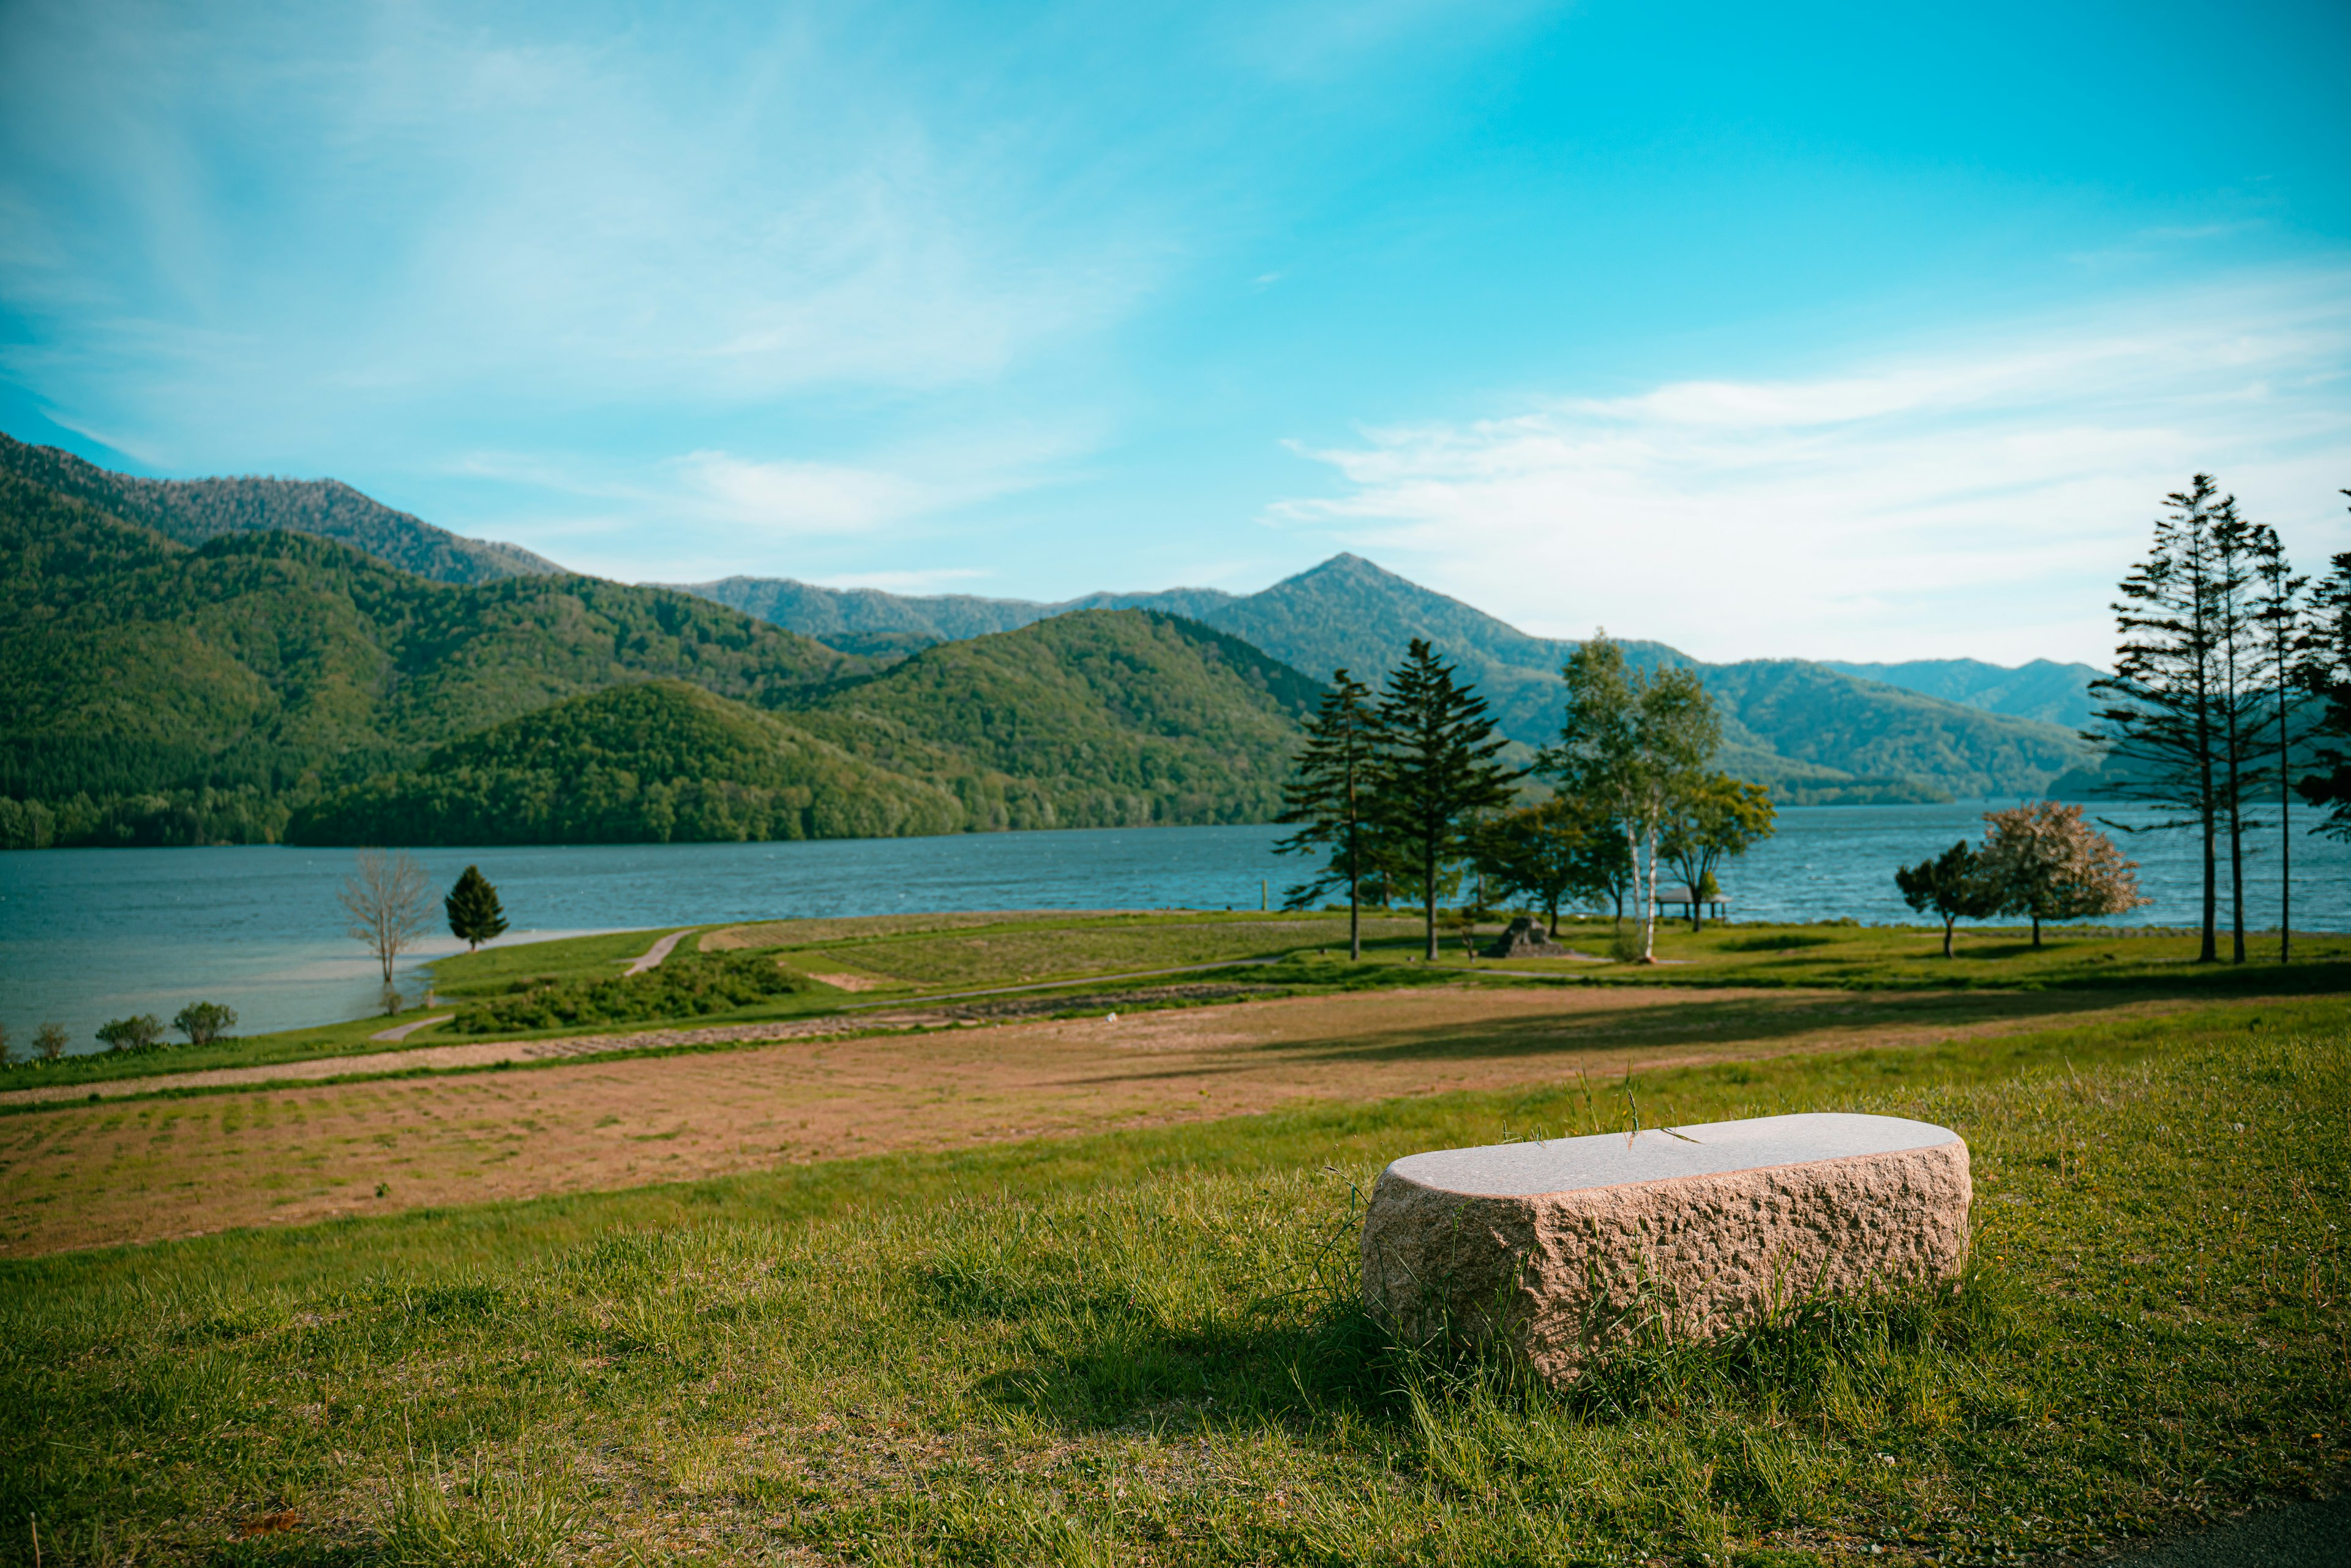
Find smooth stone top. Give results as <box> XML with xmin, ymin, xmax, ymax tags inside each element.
<box><xmin>1381</xmin><ymin>1112</ymin><xmax>1962</xmax><ymax>1199</ymax></box>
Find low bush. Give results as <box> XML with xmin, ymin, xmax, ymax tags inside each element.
<box><xmin>451</xmin><ymin>948</ymin><xmax>808</xmax><ymax>1033</ymax></box>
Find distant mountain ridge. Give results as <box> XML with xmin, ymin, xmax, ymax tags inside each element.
<box><xmin>1819</xmin><ymin>658</ymin><xmax>2102</xmax><ymax>731</ymax></box>
<box><xmin>681</xmin><ymin>555</ymin><xmax>2094</xmax><ymax>804</ymax></box>
<box><xmin>0</xmin><ymin>433</ymin><xmax>563</xmax><ymax>587</ymax></box>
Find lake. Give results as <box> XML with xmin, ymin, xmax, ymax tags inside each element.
<box><xmin>3</xmin><ymin>801</ymin><xmax>2345</xmax><ymax>1054</ymax></box>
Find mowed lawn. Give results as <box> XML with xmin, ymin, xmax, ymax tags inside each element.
<box><xmin>0</xmin><ymin>982</ymin><xmax>2242</xmax><ymax>1256</ymax></box>
<box><xmin>1</xmin><ymin>989</ymin><xmax>2345</xmax><ymax>1566</ymax></box>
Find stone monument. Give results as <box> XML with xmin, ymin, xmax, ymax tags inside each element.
<box><xmin>1360</xmin><ymin>1112</ymin><xmax>1970</xmax><ymax>1386</ymax></box>
<box><xmin>1482</xmin><ymin>915</ymin><xmax>1569</xmax><ymax>958</ymax></box>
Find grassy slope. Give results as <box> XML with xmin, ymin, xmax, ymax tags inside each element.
<box><xmin>1</xmin><ymin>999</ymin><xmax>2341</xmax><ymax>1565</ymax></box>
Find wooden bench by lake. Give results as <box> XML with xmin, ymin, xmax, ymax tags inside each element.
<box><xmin>1360</xmin><ymin>1112</ymin><xmax>1970</xmax><ymax>1386</ymax></box>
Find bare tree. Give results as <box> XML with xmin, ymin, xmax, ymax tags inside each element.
<box><xmin>340</xmin><ymin>850</ymin><xmax>432</xmax><ymax>1011</ymax></box>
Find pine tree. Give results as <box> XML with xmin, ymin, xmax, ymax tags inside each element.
<box><xmin>2088</xmin><ymin>476</ymin><xmax>2229</xmax><ymax>962</ymax></box>
<box><xmin>444</xmin><ymin>864</ymin><xmax>509</xmax><ymax>952</ymax></box>
<box><xmin>2246</xmin><ymin>521</ymin><xmax>2310</xmax><ymax>961</ymax></box>
<box><xmin>2300</xmin><ymin>497</ymin><xmax>2351</xmax><ymax>841</ymax></box>
<box><xmin>1371</xmin><ymin>640</ymin><xmax>1521</xmax><ymax>961</ymax></box>
<box><xmin>1273</xmin><ymin>670</ymin><xmax>1381</xmax><ymax>960</ymax></box>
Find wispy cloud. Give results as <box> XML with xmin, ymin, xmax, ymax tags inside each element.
<box><xmin>1275</xmin><ymin>268</ymin><xmax>2351</xmax><ymax>665</ymax></box>
<box><xmin>0</xmin><ymin>0</ymin><xmax>1165</xmax><ymax>461</ymax></box>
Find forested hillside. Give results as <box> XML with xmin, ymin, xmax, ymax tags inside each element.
<box><xmin>0</xmin><ymin>475</ymin><xmax>866</xmax><ymax>846</ymax></box>
<box><xmin>288</xmin><ymin>682</ymin><xmax>963</xmax><ymax>846</ymax></box>
<box><xmin>294</xmin><ymin>615</ymin><xmax>1318</xmax><ymax>844</ymax></box>
<box><xmin>0</xmin><ymin>432</ymin><xmax>561</xmax><ymax>586</ymax></box>
<box><xmin>691</xmin><ymin>553</ymin><xmax>2094</xmax><ymax>803</ymax></box>
<box><xmin>793</xmin><ymin>610</ymin><xmax>1318</xmax><ymax>830</ymax></box>
<box><xmin>2</xmin><ymin>467</ymin><xmax>1318</xmax><ymax>847</ymax></box>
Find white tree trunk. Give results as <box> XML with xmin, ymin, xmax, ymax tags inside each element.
<box><xmin>1640</xmin><ymin>827</ymin><xmax>1660</xmax><ymax>961</ymax></box>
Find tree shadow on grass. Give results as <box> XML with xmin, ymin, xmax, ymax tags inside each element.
<box><xmin>1213</xmin><ymin>986</ymin><xmax>2216</xmax><ymax>1071</ymax></box>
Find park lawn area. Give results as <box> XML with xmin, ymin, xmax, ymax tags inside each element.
<box><xmin>16</xmin><ymin>909</ymin><xmax>2351</xmax><ymax>1095</ymax></box>
<box><xmin>2</xmin><ymin>996</ymin><xmax>2344</xmax><ymax>1566</ymax></box>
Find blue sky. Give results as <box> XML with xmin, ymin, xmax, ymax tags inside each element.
<box><xmin>2</xmin><ymin>0</ymin><xmax>2347</xmax><ymax>664</ymax></box>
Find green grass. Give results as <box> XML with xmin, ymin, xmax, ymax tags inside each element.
<box><xmin>4</xmin><ymin>997</ymin><xmax>2344</xmax><ymax>1566</ymax></box>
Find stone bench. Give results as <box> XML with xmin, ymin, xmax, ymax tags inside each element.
<box><xmin>1360</xmin><ymin>1112</ymin><xmax>1970</xmax><ymax>1385</ymax></box>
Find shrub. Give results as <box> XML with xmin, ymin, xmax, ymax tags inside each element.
<box><xmin>452</xmin><ymin>949</ymin><xmax>808</xmax><ymax>1034</ymax></box>
<box><xmin>94</xmin><ymin>1014</ymin><xmax>165</xmax><ymax>1052</ymax></box>
<box><xmin>32</xmin><ymin>1023</ymin><xmax>68</xmax><ymax>1062</ymax></box>
<box><xmin>171</xmin><ymin>1001</ymin><xmax>238</xmax><ymax>1047</ymax></box>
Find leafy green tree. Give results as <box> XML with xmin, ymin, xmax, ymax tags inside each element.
<box><xmin>1274</xmin><ymin>670</ymin><xmax>1380</xmax><ymax>959</ymax></box>
<box><xmin>444</xmin><ymin>865</ymin><xmax>509</xmax><ymax>952</ymax></box>
<box><xmin>1543</xmin><ymin>634</ymin><xmax>1720</xmax><ymax>962</ymax></box>
<box><xmin>171</xmin><ymin>1000</ymin><xmax>237</xmax><ymax>1047</ymax></box>
<box><xmin>1474</xmin><ymin>797</ymin><xmax>1627</xmax><ymax>936</ymax></box>
<box><xmin>1371</xmin><ymin>639</ymin><xmax>1521</xmax><ymax>960</ymax></box>
<box><xmin>1895</xmin><ymin>842</ymin><xmax>2000</xmax><ymax>959</ymax></box>
<box><xmin>1659</xmin><ymin>773</ymin><xmax>1775</xmax><ymax>931</ymax></box>
<box><xmin>96</xmin><ymin>1014</ymin><xmax>165</xmax><ymax>1052</ymax></box>
<box><xmin>33</xmin><ymin>1023</ymin><xmax>68</xmax><ymax>1062</ymax></box>
<box><xmin>1978</xmin><ymin>801</ymin><xmax>2148</xmax><ymax>948</ymax></box>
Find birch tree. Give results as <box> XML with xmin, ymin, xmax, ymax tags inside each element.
<box><xmin>1544</xmin><ymin>634</ymin><xmax>1719</xmax><ymax>963</ymax></box>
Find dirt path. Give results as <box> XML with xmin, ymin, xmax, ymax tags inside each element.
<box><xmin>623</xmin><ymin>928</ymin><xmax>696</xmax><ymax>975</ymax></box>
<box><xmin>0</xmin><ymin>982</ymin><xmax>2231</xmax><ymax>1258</ymax></box>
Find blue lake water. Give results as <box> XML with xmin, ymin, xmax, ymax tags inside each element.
<box><xmin>2</xmin><ymin>803</ymin><xmax>2345</xmax><ymax>1054</ymax></box>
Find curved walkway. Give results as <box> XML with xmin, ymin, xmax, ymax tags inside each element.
<box><xmin>623</xmin><ymin>928</ymin><xmax>696</xmax><ymax>975</ymax></box>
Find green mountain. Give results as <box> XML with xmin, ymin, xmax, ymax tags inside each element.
<box><xmin>0</xmin><ymin>473</ymin><xmax>866</xmax><ymax>846</ymax></box>
<box><xmin>287</xmin><ymin>681</ymin><xmax>962</xmax><ymax>846</ymax></box>
<box><xmin>1818</xmin><ymin>658</ymin><xmax>2102</xmax><ymax>730</ymax></box>
<box><xmin>683</xmin><ymin>554</ymin><xmax>2093</xmax><ymax>803</ymax></box>
<box><xmin>792</xmin><ymin>610</ymin><xmax>1318</xmax><ymax>831</ymax></box>
<box><xmin>288</xmin><ymin>612</ymin><xmax>1318</xmax><ymax>845</ymax></box>
<box><xmin>1</xmin><ymin>463</ymin><xmax>1316</xmax><ymax>847</ymax></box>
<box><xmin>0</xmin><ymin>433</ymin><xmax>563</xmax><ymax>586</ymax></box>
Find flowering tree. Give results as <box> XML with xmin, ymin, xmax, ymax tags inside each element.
<box><xmin>1979</xmin><ymin>801</ymin><xmax>2148</xmax><ymax>948</ymax></box>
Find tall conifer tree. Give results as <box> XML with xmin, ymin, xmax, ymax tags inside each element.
<box><xmin>2088</xmin><ymin>476</ymin><xmax>2229</xmax><ymax>962</ymax></box>
<box><xmin>1370</xmin><ymin>640</ymin><xmax>1520</xmax><ymax>961</ymax></box>
<box><xmin>2247</xmin><ymin>521</ymin><xmax>2310</xmax><ymax>961</ymax></box>
<box><xmin>1274</xmin><ymin>670</ymin><xmax>1381</xmax><ymax>960</ymax></box>
<box><xmin>444</xmin><ymin>864</ymin><xmax>509</xmax><ymax>952</ymax></box>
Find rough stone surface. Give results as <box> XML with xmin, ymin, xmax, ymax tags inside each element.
<box><xmin>1361</xmin><ymin>1112</ymin><xmax>1970</xmax><ymax>1384</ymax></box>
<box><xmin>1483</xmin><ymin>916</ymin><xmax>1569</xmax><ymax>958</ymax></box>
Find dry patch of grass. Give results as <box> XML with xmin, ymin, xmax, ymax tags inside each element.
<box><xmin>0</xmin><ymin>982</ymin><xmax>2237</xmax><ymax>1256</ymax></box>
